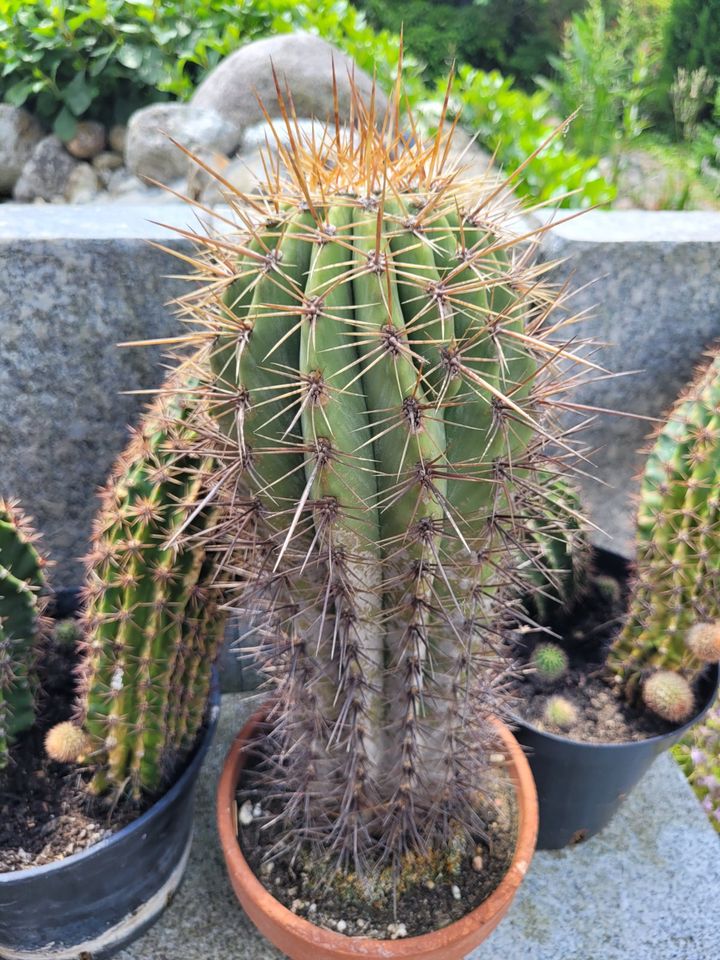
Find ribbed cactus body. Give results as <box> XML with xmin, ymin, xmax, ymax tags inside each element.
<box><xmin>0</xmin><ymin>499</ymin><xmax>46</xmax><ymax>769</ymax></box>
<box><xmin>610</xmin><ymin>349</ymin><xmax>720</xmax><ymax>699</ymax></box>
<box><xmin>167</xmin><ymin>86</ymin><xmax>592</xmax><ymax>868</ymax></box>
<box><xmin>78</xmin><ymin>392</ymin><xmax>226</xmax><ymax>798</ymax></box>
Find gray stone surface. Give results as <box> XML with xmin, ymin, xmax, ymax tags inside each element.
<box><xmin>119</xmin><ymin>692</ymin><xmax>720</xmax><ymax>960</ymax></box>
<box><xmin>537</xmin><ymin>210</ymin><xmax>720</xmax><ymax>557</ymax></box>
<box><xmin>125</xmin><ymin>102</ymin><xmax>239</xmax><ymax>183</ymax></box>
<box><xmin>0</xmin><ymin>105</ymin><xmax>43</xmax><ymax>194</ymax></box>
<box><xmin>12</xmin><ymin>135</ymin><xmax>78</xmax><ymax>202</ymax></box>
<box><xmin>0</xmin><ymin>204</ymin><xmax>204</xmax><ymax>585</ymax></box>
<box><xmin>191</xmin><ymin>33</ymin><xmax>387</xmax><ymax>135</ymax></box>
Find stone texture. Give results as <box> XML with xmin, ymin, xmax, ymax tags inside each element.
<box><xmin>66</xmin><ymin>120</ymin><xmax>106</xmax><ymax>160</ymax></box>
<box><xmin>13</xmin><ymin>135</ymin><xmax>78</xmax><ymax>202</ymax></box>
<box><xmin>191</xmin><ymin>33</ymin><xmax>387</xmax><ymax>136</ymax></box>
<box><xmin>125</xmin><ymin>102</ymin><xmax>239</xmax><ymax>183</ymax></box>
<box><xmin>0</xmin><ymin>204</ymin><xmax>200</xmax><ymax>585</ymax></box>
<box><xmin>109</xmin><ymin>123</ymin><xmax>127</xmax><ymax>154</ymax></box>
<box><xmin>64</xmin><ymin>162</ymin><xmax>101</xmax><ymax>203</ymax></box>
<box><xmin>198</xmin><ymin>149</ymin><xmax>266</xmax><ymax>204</ymax></box>
<box><xmin>0</xmin><ymin>105</ymin><xmax>44</xmax><ymax>194</ymax></box>
<box><xmin>536</xmin><ymin>210</ymin><xmax>720</xmax><ymax>557</ymax></box>
<box><xmin>117</xmin><ymin>692</ymin><xmax>720</xmax><ymax>960</ymax></box>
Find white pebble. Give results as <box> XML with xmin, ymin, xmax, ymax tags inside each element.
<box><xmin>387</xmin><ymin>922</ymin><xmax>408</xmax><ymax>940</ymax></box>
<box><xmin>336</xmin><ymin>920</ymin><xmax>347</xmax><ymax>933</ymax></box>
<box><xmin>290</xmin><ymin>899</ymin><xmax>304</xmax><ymax>914</ymax></box>
<box><xmin>252</xmin><ymin>802</ymin><xmax>263</xmax><ymax>818</ymax></box>
<box><xmin>451</xmin><ymin>884</ymin><xmax>461</xmax><ymax>901</ymax></box>
<box><xmin>472</xmin><ymin>855</ymin><xmax>484</xmax><ymax>873</ymax></box>
<box><xmin>238</xmin><ymin>800</ymin><xmax>254</xmax><ymax>826</ymax></box>
<box><xmin>260</xmin><ymin>860</ymin><xmax>274</xmax><ymax>877</ymax></box>
<box><xmin>424</xmin><ymin>879</ymin><xmax>435</xmax><ymax>890</ymax></box>
<box><xmin>308</xmin><ymin>903</ymin><xmax>317</xmax><ymax>914</ymax></box>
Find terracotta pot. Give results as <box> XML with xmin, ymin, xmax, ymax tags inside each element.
<box><xmin>217</xmin><ymin>707</ymin><xmax>538</xmax><ymax>960</ymax></box>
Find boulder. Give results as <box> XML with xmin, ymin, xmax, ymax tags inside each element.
<box><xmin>191</xmin><ymin>33</ymin><xmax>387</xmax><ymax>135</ymax></box>
<box><xmin>125</xmin><ymin>102</ymin><xmax>238</xmax><ymax>183</ymax></box>
<box><xmin>199</xmin><ymin>149</ymin><xmax>266</xmax><ymax>204</ymax></box>
<box><xmin>66</xmin><ymin>120</ymin><xmax>106</xmax><ymax>160</ymax></box>
<box><xmin>13</xmin><ymin>136</ymin><xmax>78</xmax><ymax>202</ymax></box>
<box><xmin>108</xmin><ymin>124</ymin><xmax>127</xmax><ymax>153</ymax></box>
<box><xmin>0</xmin><ymin>105</ymin><xmax>44</xmax><ymax>194</ymax></box>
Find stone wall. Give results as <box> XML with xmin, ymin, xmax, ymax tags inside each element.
<box><xmin>2</xmin><ymin>204</ymin><xmax>719</xmax><ymax>584</ymax></box>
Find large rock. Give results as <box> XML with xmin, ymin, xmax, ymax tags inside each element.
<box><xmin>66</xmin><ymin>120</ymin><xmax>106</xmax><ymax>160</ymax></box>
<box><xmin>191</xmin><ymin>33</ymin><xmax>387</xmax><ymax>135</ymax></box>
<box><xmin>0</xmin><ymin>106</ymin><xmax>44</xmax><ymax>194</ymax></box>
<box><xmin>125</xmin><ymin>102</ymin><xmax>238</xmax><ymax>183</ymax></box>
<box><xmin>13</xmin><ymin>136</ymin><xmax>78</xmax><ymax>202</ymax></box>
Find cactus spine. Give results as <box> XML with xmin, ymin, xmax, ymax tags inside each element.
<box><xmin>165</xmin><ymin>78</ymin><xmax>593</xmax><ymax>870</ymax></box>
<box><xmin>0</xmin><ymin>499</ymin><xmax>47</xmax><ymax>770</ymax></box>
<box><xmin>609</xmin><ymin>348</ymin><xmax>720</xmax><ymax>713</ymax></box>
<box><xmin>51</xmin><ymin>388</ymin><xmax>226</xmax><ymax>798</ymax></box>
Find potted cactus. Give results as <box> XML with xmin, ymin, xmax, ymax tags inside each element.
<box><xmin>0</xmin><ymin>390</ymin><xmax>227</xmax><ymax>959</ymax></box>
<box><xmin>511</xmin><ymin>349</ymin><xmax>720</xmax><ymax>848</ymax></box>
<box><xmin>145</xmin><ymin>69</ymin><xmax>620</xmax><ymax>957</ymax></box>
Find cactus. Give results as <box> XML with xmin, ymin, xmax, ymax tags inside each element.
<box><xmin>609</xmin><ymin>348</ymin><xmax>720</xmax><ymax>713</ymax></box>
<box><xmin>160</xmin><ymin>76</ymin><xmax>594</xmax><ymax>872</ymax></box>
<box><xmin>531</xmin><ymin>642</ymin><xmax>569</xmax><ymax>684</ymax></box>
<box><xmin>46</xmin><ymin>386</ymin><xmax>226</xmax><ymax>799</ymax></box>
<box><xmin>642</xmin><ymin>671</ymin><xmax>694</xmax><ymax>724</ymax></box>
<box><xmin>543</xmin><ymin>695</ymin><xmax>577</xmax><ymax>730</ymax></box>
<box><xmin>0</xmin><ymin>498</ymin><xmax>47</xmax><ymax>770</ymax></box>
<box><xmin>521</xmin><ymin>475</ymin><xmax>591</xmax><ymax>621</ymax></box>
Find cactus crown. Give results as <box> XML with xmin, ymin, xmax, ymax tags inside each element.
<box><xmin>531</xmin><ymin>642</ymin><xmax>569</xmax><ymax>684</ymax></box>
<box><xmin>610</xmin><ymin>347</ymin><xmax>720</xmax><ymax>707</ymax></box>
<box><xmin>0</xmin><ymin>498</ymin><xmax>47</xmax><ymax>770</ymax></box>
<box><xmin>157</xmin><ymin>72</ymin><xmax>595</xmax><ymax>872</ymax></box>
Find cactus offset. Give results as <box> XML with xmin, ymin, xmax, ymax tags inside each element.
<box><xmin>543</xmin><ymin>695</ymin><xmax>577</xmax><ymax>730</ymax></box>
<box><xmin>531</xmin><ymin>642</ymin><xmax>569</xmax><ymax>684</ymax></box>
<box><xmin>609</xmin><ymin>348</ymin><xmax>720</xmax><ymax>709</ymax></box>
<box><xmin>161</xmin><ymin>76</ymin><xmax>595</xmax><ymax>872</ymax></box>
<box><xmin>0</xmin><ymin>499</ymin><xmax>47</xmax><ymax>770</ymax></box>
<box><xmin>54</xmin><ymin>386</ymin><xmax>226</xmax><ymax>799</ymax></box>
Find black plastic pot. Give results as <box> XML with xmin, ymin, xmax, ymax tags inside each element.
<box><xmin>514</xmin><ymin>549</ymin><xmax>719</xmax><ymax>850</ymax></box>
<box><xmin>0</xmin><ymin>651</ymin><xmax>220</xmax><ymax>958</ymax></box>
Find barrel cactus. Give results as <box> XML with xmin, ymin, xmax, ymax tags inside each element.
<box><xmin>159</xmin><ymin>80</ymin><xmax>594</xmax><ymax>872</ymax></box>
<box><xmin>0</xmin><ymin>498</ymin><xmax>47</xmax><ymax>770</ymax></box>
<box><xmin>46</xmin><ymin>387</ymin><xmax>226</xmax><ymax>799</ymax></box>
<box><xmin>609</xmin><ymin>348</ymin><xmax>720</xmax><ymax>721</ymax></box>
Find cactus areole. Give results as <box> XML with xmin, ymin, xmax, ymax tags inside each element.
<box><xmin>165</xmin><ymin>71</ymin><xmax>592</xmax><ymax>877</ymax></box>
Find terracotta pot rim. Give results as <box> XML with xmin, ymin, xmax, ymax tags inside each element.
<box><xmin>217</xmin><ymin>704</ymin><xmax>538</xmax><ymax>957</ymax></box>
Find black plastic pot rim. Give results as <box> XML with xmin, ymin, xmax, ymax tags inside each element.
<box><xmin>511</xmin><ymin>662</ymin><xmax>718</xmax><ymax>751</ymax></box>
<box><xmin>0</xmin><ymin>696</ymin><xmax>220</xmax><ymax>884</ymax></box>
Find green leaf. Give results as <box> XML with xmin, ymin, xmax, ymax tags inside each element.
<box><xmin>3</xmin><ymin>78</ymin><xmax>34</xmax><ymax>106</ymax></box>
<box><xmin>117</xmin><ymin>42</ymin><xmax>143</xmax><ymax>69</ymax></box>
<box><xmin>53</xmin><ymin>105</ymin><xmax>77</xmax><ymax>141</ymax></box>
<box><xmin>61</xmin><ymin>71</ymin><xmax>93</xmax><ymax>116</ymax></box>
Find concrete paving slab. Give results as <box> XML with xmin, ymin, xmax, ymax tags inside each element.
<box><xmin>119</xmin><ymin>693</ymin><xmax>720</xmax><ymax>960</ymax></box>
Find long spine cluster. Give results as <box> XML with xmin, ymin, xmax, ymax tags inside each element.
<box><xmin>0</xmin><ymin>499</ymin><xmax>47</xmax><ymax>770</ymax></box>
<box><xmin>610</xmin><ymin>348</ymin><xmax>720</xmax><ymax>702</ymax></box>
<box><xmin>156</xmin><ymin>76</ymin><xmax>595</xmax><ymax>870</ymax></box>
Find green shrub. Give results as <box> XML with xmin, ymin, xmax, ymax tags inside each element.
<box><xmin>664</xmin><ymin>0</ymin><xmax>720</xmax><ymax>81</ymax></box>
<box><xmin>355</xmin><ymin>0</ymin><xmax>586</xmax><ymax>86</ymax></box>
<box><xmin>439</xmin><ymin>66</ymin><xmax>615</xmax><ymax>206</ymax></box>
<box><xmin>539</xmin><ymin>0</ymin><xmax>661</xmax><ymax>169</ymax></box>
<box><xmin>0</xmin><ymin>0</ymin><xmax>419</xmax><ymax>138</ymax></box>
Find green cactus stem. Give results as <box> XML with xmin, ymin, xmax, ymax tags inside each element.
<box><xmin>0</xmin><ymin>498</ymin><xmax>47</xmax><ymax>770</ymax></box>
<box><xmin>609</xmin><ymin>348</ymin><xmax>720</xmax><ymax>705</ymax></box>
<box><xmin>642</xmin><ymin>671</ymin><xmax>694</xmax><ymax>724</ymax></box>
<box><xmin>155</xmin><ymin>75</ymin><xmax>596</xmax><ymax>872</ymax></box>
<box><xmin>53</xmin><ymin>386</ymin><xmax>227</xmax><ymax>800</ymax></box>
<box><xmin>543</xmin><ymin>695</ymin><xmax>577</xmax><ymax>730</ymax></box>
<box><xmin>531</xmin><ymin>642</ymin><xmax>569</xmax><ymax>684</ymax></box>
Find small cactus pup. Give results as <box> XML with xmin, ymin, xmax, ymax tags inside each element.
<box><xmin>531</xmin><ymin>642</ymin><xmax>569</xmax><ymax>685</ymax></box>
<box><xmin>0</xmin><ymin>498</ymin><xmax>48</xmax><ymax>771</ymax></box>
<box><xmin>543</xmin><ymin>696</ymin><xmax>578</xmax><ymax>731</ymax></box>
<box><xmin>45</xmin><ymin>385</ymin><xmax>227</xmax><ymax>800</ymax></box>
<box><xmin>609</xmin><ymin>347</ymin><xmax>720</xmax><ymax>723</ymax></box>
<box><xmin>160</xmin><ymin>66</ymin><xmax>596</xmax><ymax>892</ymax></box>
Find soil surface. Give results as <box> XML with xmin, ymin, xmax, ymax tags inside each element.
<box><xmin>0</xmin><ymin>615</ymin><xmax>141</xmax><ymax>872</ymax></box>
<box><xmin>235</xmin><ymin>748</ymin><xmax>518</xmax><ymax>940</ymax></box>
<box><xmin>512</xmin><ymin>565</ymin><xmax>684</xmax><ymax>743</ymax></box>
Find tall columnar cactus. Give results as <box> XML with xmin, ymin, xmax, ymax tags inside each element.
<box><xmin>0</xmin><ymin>498</ymin><xmax>47</xmax><ymax>770</ymax></box>
<box><xmin>164</xmin><ymin>79</ymin><xmax>594</xmax><ymax>870</ymax></box>
<box><xmin>46</xmin><ymin>386</ymin><xmax>226</xmax><ymax>798</ymax></box>
<box><xmin>609</xmin><ymin>348</ymin><xmax>720</xmax><ymax>719</ymax></box>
